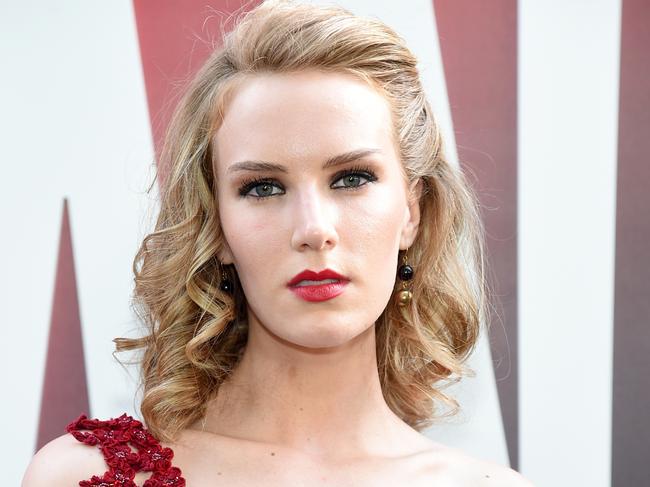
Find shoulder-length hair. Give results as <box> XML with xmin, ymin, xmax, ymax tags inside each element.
<box><xmin>116</xmin><ymin>0</ymin><xmax>488</xmax><ymax>443</ymax></box>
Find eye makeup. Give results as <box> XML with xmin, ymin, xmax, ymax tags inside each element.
<box><xmin>237</xmin><ymin>164</ymin><xmax>379</xmax><ymax>200</ymax></box>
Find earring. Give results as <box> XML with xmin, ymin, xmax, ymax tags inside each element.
<box><xmin>219</xmin><ymin>261</ymin><xmax>233</xmax><ymax>294</ymax></box>
<box><xmin>396</xmin><ymin>249</ymin><xmax>414</xmax><ymax>307</ymax></box>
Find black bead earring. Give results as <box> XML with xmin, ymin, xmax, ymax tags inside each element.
<box><xmin>397</xmin><ymin>248</ymin><xmax>414</xmax><ymax>307</ymax></box>
<box><xmin>219</xmin><ymin>261</ymin><xmax>233</xmax><ymax>294</ymax></box>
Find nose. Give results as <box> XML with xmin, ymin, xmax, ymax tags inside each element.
<box><xmin>290</xmin><ymin>185</ymin><xmax>339</xmax><ymax>252</ymax></box>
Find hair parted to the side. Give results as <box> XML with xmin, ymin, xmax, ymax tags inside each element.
<box><xmin>115</xmin><ymin>0</ymin><xmax>489</xmax><ymax>443</ymax></box>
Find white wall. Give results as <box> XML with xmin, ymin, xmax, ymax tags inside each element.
<box><xmin>518</xmin><ymin>1</ymin><xmax>621</xmax><ymax>485</ymax></box>
<box><xmin>0</xmin><ymin>1</ymin><xmax>155</xmax><ymax>483</ymax></box>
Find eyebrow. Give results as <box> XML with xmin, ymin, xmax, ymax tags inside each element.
<box><xmin>226</xmin><ymin>148</ymin><xmax>382</xmax><ymax>175</ymax></box>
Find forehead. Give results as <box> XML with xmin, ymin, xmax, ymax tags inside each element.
<box><xmin>213</xmin><ymin>70</ymin><xmax>397</xmax><ymax>173</ymax></box>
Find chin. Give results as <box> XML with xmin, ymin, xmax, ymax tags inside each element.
<box><xmin>247</xmin><ymin>304</ymin><xmax>379</xmax><ymax>350</ymax></box>
<box><xmin>284</xmin><ymin>318</ymin><xmax>376</xmax><ymax>350</ymax></box>
<box><xmin>289</xmin><ymin>332</ymin><xmax>356</xmax><ymax>350</ymax></box>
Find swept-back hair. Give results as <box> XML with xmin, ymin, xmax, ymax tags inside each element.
<box><xmin>116</xmin><ymin>0</ymin><xmax>488</xmax><ymax>442</ymax></box>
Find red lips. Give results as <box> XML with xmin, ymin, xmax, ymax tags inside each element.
<box><xmin>287</xmin><ymin>269</ymin><xmax>348</xmax><ymax>287</ymax></box>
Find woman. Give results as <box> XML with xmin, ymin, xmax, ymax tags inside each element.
<box><xmin>23</xmin><ymin>1</ymin><xmax>533</xmax><ymax>485</ymax></box>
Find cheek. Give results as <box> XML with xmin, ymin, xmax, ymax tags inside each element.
<box><xmin>342</xmin><ymin>186</ymin><xmax>405</xmax><ymax>257</ymax></box>
<box><xmin>340</xmin><ymin>186</ymin><xmax>405</xmax><ymax>307</ymax></box>
<box><xmin>219</xmin><ymin>199</ymin><xmax>285</xmax><ymax>289</ymax></box>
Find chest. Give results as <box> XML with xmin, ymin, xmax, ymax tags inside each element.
<box><xmin>150</xmin><ymin>447</ymin><xmax>455</xmax><ymax>487</ymax></box>
<box><xmin>150</xmin><ymin>466</ymin><xmax>437</xmax><ymax>487</ymax></box>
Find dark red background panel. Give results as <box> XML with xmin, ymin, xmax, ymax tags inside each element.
<box><xmin>433</xmin><ymin>0</ymin><xmax>519</xmax><ymax>468</ymax></box>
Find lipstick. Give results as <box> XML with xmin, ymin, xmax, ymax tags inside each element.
<box><xmin>287</xmin><ymin>269</ymin><xmax>349</xmax><ymax>302</ymax></box>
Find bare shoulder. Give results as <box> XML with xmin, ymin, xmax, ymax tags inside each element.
<box><xmin>417</xmin><ymin>442</ymin><xmax>535</xmax><ymax>487</ymax></box>
<box><xmin>22</xmin><ymin>433</ymin><xmax>107</xmax><ymax>487</ymax></box>
<box><xmin>462</xmin><ymin>456</ymin><xmax>535</xmax><ymax>487</ymax></box>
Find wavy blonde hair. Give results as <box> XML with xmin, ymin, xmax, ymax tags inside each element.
<box><xmin>116</xmin><ymin>0</ymin><xmax>489</xmax><ymax>443</ymax></box>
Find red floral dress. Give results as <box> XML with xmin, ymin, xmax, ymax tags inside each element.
<box><xmin>66</xmin><ymin>414</ymin><xmax>185</xmax><ymax>487</ymax></box>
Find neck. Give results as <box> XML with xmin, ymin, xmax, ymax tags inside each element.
<box><xmin>195</xmin><ymin>309</ymin><xmax>415</xmax><ymax>461</ymax></box>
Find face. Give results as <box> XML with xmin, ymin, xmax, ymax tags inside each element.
<box><xmin>214</xmin><ymin>70</ymin><xmax>421</xmax><ymax>349</ymax></box>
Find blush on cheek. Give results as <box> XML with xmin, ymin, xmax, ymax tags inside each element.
<box><xmin>250</xmin><ymin>220</ymin><xmax>271</xmax><ymax>233</ymax></box>
<box><xmin>352</xmin><ymin>189</ymin><xmax>404</xmax><ymax>243</ymax></box>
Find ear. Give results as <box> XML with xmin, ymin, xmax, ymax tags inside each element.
<box><xmin>400</xmin><ymin>178</ymin><xmax>423</xmax><ymax>250</ymax></box>
<box><xmin>217</xmin><ymin>237</ymin><xmax>235</xmax><ymax>265</ymax></box>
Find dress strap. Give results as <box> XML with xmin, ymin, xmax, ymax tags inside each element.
<box><xmin>66</xmin><ymin>413</ymin><xmax>185</xmax><ymax>487</ymax></box>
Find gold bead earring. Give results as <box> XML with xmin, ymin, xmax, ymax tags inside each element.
<box><xmin>396</xmin><ymin>248</ymin><xmax>414</xmax><ymax>307</ymax></box>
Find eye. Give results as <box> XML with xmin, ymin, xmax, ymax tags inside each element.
<box><xmin>238</xmin><ymin>178</ymin><xmax>285</xmax><ymax>199</ymax></box>
<box><xmin>330</xmin><ymin>166</ymin><xmax>378</xmax><ymax>190</ymax></box>
<box><xmin>237</xmin><ymin>165</ymin><xmax>378</xmax><ymax>200</ymax></box>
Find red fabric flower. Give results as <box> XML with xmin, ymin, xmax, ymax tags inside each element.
<box><xmin>143</xmin><ymin>467</ymin><xmax>185</xmax><ymax>487</ymax></box>
<box><xmin>66</xmin><ymin>414</ymin><xmax>185</xmax><ymax>487</ymax></box>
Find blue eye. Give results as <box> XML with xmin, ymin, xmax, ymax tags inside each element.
<box><xmin>237</xmin><ymin>165</ymin><xmax>378</xmax><ymax>200</ymax></box>
<box><xmin>239</xmin><ymin>179</ymin><xmax>284</xmax><ymax>199</ymax></box>
<box><xmin>331</xmin><ymin>170</ymin><xmax>376</xmax><ymax>189</ymax></box>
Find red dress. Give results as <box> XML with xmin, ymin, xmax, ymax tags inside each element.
<box><xmin>66</xmin><ymin>413</ymin><xmax>186</xmax><ymax>487</ymax></box>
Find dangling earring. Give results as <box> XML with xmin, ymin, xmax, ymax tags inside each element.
<box><xmin>396</xmin><ymin>248</ymin><xmax>414</xmax><ymax>307</ymax></box>
<box><xmin>219</xmin><ymin>261</ymin><xmax>233</xmax><ymax>294</ymax></box>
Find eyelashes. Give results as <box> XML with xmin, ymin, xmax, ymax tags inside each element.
<box><xmin>237</xmin><ymin>164</ymin><xmax>378</xmax><ymax>200</ymax></box>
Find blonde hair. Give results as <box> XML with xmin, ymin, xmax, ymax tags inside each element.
<box><xmin>116</xmin><ymin>0</ymin><xmax>488</xmax><ymax>442</ymax></box>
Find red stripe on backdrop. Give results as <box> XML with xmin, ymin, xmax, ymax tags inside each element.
<box><xmin>611</xmin><ymin>1</ymin><xmax>650</xmax><ymax>485</ymax></box>
<box><xmin>36</xmin><ymin>199</ymin><xmax>89</xmax><ymax>451</ymax></box>
<box><xmin>133</xmin><ymin>0</ymin><xmax>262</xmax><ymax>180</ymax></box>
<box><xmin>433</xmin><ymin>0</ymin><xmax>519</xmax><ymax>468</ymax></box>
